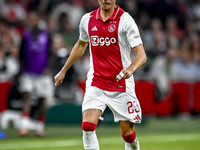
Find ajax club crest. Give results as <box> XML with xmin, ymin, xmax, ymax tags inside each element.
<box><xmin>108</xmin><ymin>24</ymin><xmax>116</xmax><ymax>32</ymax></box>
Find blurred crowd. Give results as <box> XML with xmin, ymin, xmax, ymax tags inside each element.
<box><xmin>0</xmin><ymin>0</ymin><xmax>200</xmax><ymax>104</ymax></box>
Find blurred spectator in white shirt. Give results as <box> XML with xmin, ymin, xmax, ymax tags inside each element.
<box><xmin>0</xmin><ymin>43</ymin><xmax>19</xmax><ymax>83</ymax></box>
<box><xmin>0</xmin><ymin>0</ymin><xmax>27</xmax><ymax>24</ymax></box>
<box><xmin>149</xmin><ymin>47</ymin><xmax>179</xmax><ymax>99</ymax></box>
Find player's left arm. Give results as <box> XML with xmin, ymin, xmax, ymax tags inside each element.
<box><xmin>118</xmin><ymin>44</ymin><xmax>147</xmax><ymax>81</ymax></box>
<box><xmin>116</xmin><ymin>13</ymin><xmax>147</xmax><ymax>81</ymax></box>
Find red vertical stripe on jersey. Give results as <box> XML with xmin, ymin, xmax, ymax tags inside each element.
<box><xmin>88</xmin><ymin>7</ymin><xmax>126</xmax><ymax>92</ymax></box>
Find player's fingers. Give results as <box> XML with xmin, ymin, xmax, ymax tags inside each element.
<box><xmin>55</xmin><ymin>81</ymin><xmax>58</xmax><ymax>86</ymax></box>
<box><xmin>124</xmin><ymin>72</ymin><xmax>132</xmax><ymax>79</ymax></box>
<box><xmin>55</xmin><ymin>79</ymin><xmax>62</xmax><ymax>86</ymax></box>
<box><xmin>116</xmin><ymin>71</ymin><xmax>124</xmax><ymax>82</ymax></box>
<box><xmin>122</xmin><ymin>70</ymin><xmax>132</xmax><ymax>79</ymax></box>
<box><xmin>55</xmin><ymin>81</ymin><xmax>60</xmax><ymax>86</ymax></box>
<box><xmin>123</xmin><ymin>73</ymin><xmax>129</xmax><ymax>79</ymax></box>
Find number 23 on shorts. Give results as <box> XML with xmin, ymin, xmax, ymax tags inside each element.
<box><xmin>127</xmin><ymin>101</ymin><xmax>140</xmax><ymax>114</ymax></box>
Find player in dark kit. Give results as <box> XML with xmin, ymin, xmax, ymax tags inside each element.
<box><xmin>54</xmin><ymin>0</ymin><xmax>147</xmax><ymax>149</ymax></box>
<box><xmin>19</xmin><ymin>12</ymin><xmax>54</xmax><ymax>137</ymax></box>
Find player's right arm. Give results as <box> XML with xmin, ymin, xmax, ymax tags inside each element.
<box><xmin>54</xmin><ymin>39</ymin><xmax>89</xmax><ymax>86</ymax></box>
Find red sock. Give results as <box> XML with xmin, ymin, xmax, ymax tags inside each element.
<box><xmin>82</xmin><ymin>122</ymin><xmax>96</xmax><ymax>131</ymax></box>
<box><xmin>38</xmin><ymin>116</ymin><xmax>45</xmax><ymax>122</ymax></box>
<box><xmin>23</xmin><ymin>112</ymin><xmax>30</xmax><ymax>117</ymax></box>
<box><xmin>121</xmin><ymin>131</ymin><xmax>136</xmax><ymax>143</ymax></box>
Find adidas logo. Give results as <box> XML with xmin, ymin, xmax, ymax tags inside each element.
<box><xmin>133</xmin><ymin>115</ymin><xmax>141</xmax><ymax>121</ymax></box>
<box><xmin>91</xmin><ymin>26</ymin><xmax>98</xmax><ymax>31</ymax></box>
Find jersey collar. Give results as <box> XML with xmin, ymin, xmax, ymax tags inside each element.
<box><xmin>96</xmin><ymin>5</ymin><xmax>120</xmax><ymax>21</ymax></box>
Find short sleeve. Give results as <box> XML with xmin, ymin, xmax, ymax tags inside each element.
<box><xmin>123</xmin><ymin>13</ymin><xmax>143</xmax><ymax>48</ymax></box>
<box><xmin>79</xmin><ymin>13</ymin><xmax>90</xmax><ymax>42</ymax></box>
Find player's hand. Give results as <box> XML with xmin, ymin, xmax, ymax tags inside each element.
<box><xmin>116</xmin><ymin>69</ymin><xmax>133</xmax><ymax>82</ymax></box>
<box><xmin>54</xmin><ymin>71</ymin><xmax>66</xmax><ymax>86</ymax></box>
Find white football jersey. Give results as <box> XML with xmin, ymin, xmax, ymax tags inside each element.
<box><xmin>79</xmin><ymin>5</ymin><xmax>143</xmax><ymax>93</ymax></box>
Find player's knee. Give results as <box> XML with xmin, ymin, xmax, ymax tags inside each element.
<box><xmin>82</xmin><ymin>122</ymin><xmax>97</xmax><ymax>131</ymax></box>
<box><xmin>121</xmin><ymin>131</ymin><xmax>136</xmax><ymax>143</ymax></box>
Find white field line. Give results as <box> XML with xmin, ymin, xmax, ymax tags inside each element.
<box><xmin>99</xmin><ymin>133</ymin><xmax>200</xmax><ymax>144</ymax></box>
<box><xmin>141</xmin><ymin>133</ymin><xmax>200</xmax><ymax>142</ymax></box>
<box><xmin>0</xmin><ymin>133</ymin><xmax>200</xmax><ymax>149</ymax></box>
<box><xmin>0</xmin><ymin>140</ymin><xmax>81</xmax><ymax>149</ymax></box>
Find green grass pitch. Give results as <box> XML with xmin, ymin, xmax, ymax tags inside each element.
<box><xmin>0</xmin><ymin>117</ymin><xmax>200</xmax><ymax>150</ymax></box>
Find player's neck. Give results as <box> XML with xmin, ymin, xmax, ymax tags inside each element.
<box><xmin>100</xmin><ymin>5</ymin><xmax>117</xmax><ymax>22</ymax></box>
<box><xmin>31</xmin><ymin>27</ymin><xmax>41</xmax><ymax>38</ymax></box>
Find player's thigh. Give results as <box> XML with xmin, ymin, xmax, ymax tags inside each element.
<box><xmin>82</xmin><ymin>109</ymin><xmax>102</xmax><ymax>124</ymax></box>
<box><xmin>119</xmin><ymin>120</ymin><xmax>135</xmax><ymax>135</ymax></box>
<box><xmin>82</xmin><ymin>86</ymin><xmax>107</xmax><ymax>124</ymax></box>
<box><xmin>19</xmin><ymin>74</ymin><xmax>34</xmax><ymax>93</ymax></box>
<box><xmin>36</xmin><ymin>75</ymin><xmax>54</xmax><ymax>97</ymax></box>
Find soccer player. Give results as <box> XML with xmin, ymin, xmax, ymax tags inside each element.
<box><xmin>54</xmin><ymin>0</ymin><xmax>147</xmax><ymax>149</ymax></box>
<box><xmin>19</xmin><ymin>12</ymin><xmax>54</xmax><ymax>137</ymax></box>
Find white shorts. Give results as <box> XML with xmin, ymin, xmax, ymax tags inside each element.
<box><xmin>82</xmin><ymin>86</ymin><xmax>142</xmax><ymax>123</ymax></box>
<box><xmin>20</xmin><ymin>74</ymin><xmax>54</xmax><ymax>98</ymax></box>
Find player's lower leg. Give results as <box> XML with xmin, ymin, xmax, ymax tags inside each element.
<box><xmin>120</xmin><ymin>121</ymin><xmax>140</xmax><ymax>150</ymax></box>
<box><xmin>19</xmin><ymin>92</ymin><xmax>30</xmax><ymax>136</ymax></box>
<box><xmin>35</xmin><ymin>98</ymin><xmax>46</xmax><ymax>137</ymax></box>
<box><xmin>19</xmin><ymin>112</ymin><xmax>30</xmax><ymax>136</ymax></box>
<box><xmin>35</xmin><ymin>115</ymin><xmax>46</xmax><ymax>137</ymax></box>
<box><xmin>82</xmin><ymin>122</ymin><xmax>99</xmax><ymax>150</ymax></box>
<box><xmin>122</xmin><ymin>131</ymin><xmax>140</xmax><ymax>150</ymax></box>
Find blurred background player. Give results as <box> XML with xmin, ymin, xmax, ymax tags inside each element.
<box><xmin>54</xmin><ymin>0</ymin><xmax>147</xmax><ymax>149</ymax></box>
<box><xmin>19</xmin><ymin>12</ymin><xmax>54</xmax><ymax>137</ymax></box>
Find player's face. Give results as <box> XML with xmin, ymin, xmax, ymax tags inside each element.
<box><xmin>29</xmin><ymin>13</ymin><xmax>40</xmax><ymax>28</ymax></box>
<box><xmin>98</xmin><ymin>0</ymin><xmax>116</xmax><ymax>11</ymax></box>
